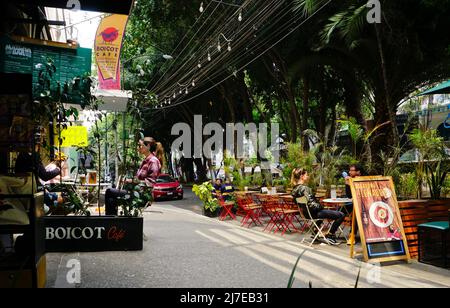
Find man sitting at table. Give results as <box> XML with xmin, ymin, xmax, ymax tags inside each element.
<box><xmin>343</xmin><ymin>164</ymin><xmax>364</xmax><ymax>245</ymax></box>
<box><xmin>291</xmin><ymin>168</ymin><xmax>345</xmax><ymax>245</ymax></box>
<box><xmin>222</xmin><ymin>179</ymin><xmax>235</xmax><ymax>201</ymax></box>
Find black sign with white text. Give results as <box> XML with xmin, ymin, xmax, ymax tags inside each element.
<box><xmin>44</xmin><ymin>216</ymin><xmax>143</xmax><ymax>252</ymax></box>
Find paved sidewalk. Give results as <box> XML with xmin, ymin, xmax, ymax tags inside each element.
<box><xmin>46</xmin><ymin>202</ymin><xmax>450</xmax><ymax>288</ymax></box>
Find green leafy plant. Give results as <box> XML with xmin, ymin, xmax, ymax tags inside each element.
<box><xmin>337</xmin><ymin>117</ymin><xmax>390</xmax><ymax>173</ymax></box>
<box><xmin>192</xmin><ymin>182</ymin><xmax>219</xmax><ymax>212</ymax></box>
<box><xmin>304</xmin><ymin>129</ymin><xmax>346</xmax><ymax>194</ymax></box>
<box><xmin>48</xmin><ymin>184</ymin><xmax>89</xmax><ymax>216</ymax></box>
<box><xmin>409</xmin><ymin>126</ymin><xmax>447</xmax><ymax>199</ymax></box>
<box><xmin>426</xmin><ymin>161</ymin><xmax>449</xmax><ymax>200</ymax></box>
<box><xmin>396</xmin><ymin>173</ymin><xmax>417</xmax><ymax>200</ymax></box>
<box><xmin>117</xmin><ymin>180</ymin><xmax>152</xmax><ymax>217</ymax></box>
<box><xmin>281</xmin><ymin>142</ymin><xmax>317</xmax><ymax>188</ymax></box>
<box><xmin>287</xmin><ymin>250</ymin><xmax>307</xmax><ymax>288</ymax></box>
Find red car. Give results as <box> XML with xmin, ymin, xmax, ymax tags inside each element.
<box><xmin>152</xmin><ymin>174</ymin><xmax>183</xmax><ymax>200</ymax></box>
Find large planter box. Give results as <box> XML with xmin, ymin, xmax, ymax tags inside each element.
<box><xmin>399</xmin><ymin>199</ymin><xmax>450</xmax><ymax>258</ymax></box>
<box><xmin>44</xmin><ymin>216</ymin><xmax>143</xmax><ymax>252</ymax></box>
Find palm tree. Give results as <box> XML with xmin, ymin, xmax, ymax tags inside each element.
<box><xmin>294</xmin><ymin>0</ymin><xmax>450</xmax><ymax>167</ymax></box>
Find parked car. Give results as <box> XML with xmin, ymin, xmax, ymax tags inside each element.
<box><xmin>152</xmin><ymin>174</ymin><xmax>183</xmax><ymax>201</ymax></box>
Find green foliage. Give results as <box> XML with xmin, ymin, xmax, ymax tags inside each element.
<box><xmin>117</xmin><ymin>181</ymin><xmax>153</xmax><ymax>217</ymax></box>
<box><xmin>282</xmin><ymin>142</ymin><xmax>316</xmax><ymax>187</ymax></box>
<box><xmin>408</xmin><ymin>126</ymin><xmax>448</xmax><ymax>199</ymax></box>
<box><xmin>396</xmin><ymin>173</ymin><xmax>417</xmax><ymax>200</ymax></box>
<box><xmin>287</xmin><ymin>250</ymin><xmax>307</xmax><ymax>288</ymax></box>
<box><xmin>192</xmin><ymin>182</ymin><xmax>219</xmax><ymax>212</ymax></box>
<box><xmin>426</xmin><ymin>161</ymin><xmax>448</xmax><ymax>200</ymax></box>
<box><xmin>49</xmin><ymin>184</ymin><xmax>89</xmax><ymax>216</ymax></box>
<box><xmin>304</xmin><ymin>129</ymin><xmax>346</xmax><ymax>192</ymax></box>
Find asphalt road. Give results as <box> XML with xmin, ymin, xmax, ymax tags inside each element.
<box><xmin>155</xmin><ymin>188</ymin><xmax>203</xmax><ymax>215</ymax></box>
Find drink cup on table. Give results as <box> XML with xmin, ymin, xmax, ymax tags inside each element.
<box><xmin>79</xmin><ymin>174</ymin><xmax>86</xmax><ymax>185</ymax></box>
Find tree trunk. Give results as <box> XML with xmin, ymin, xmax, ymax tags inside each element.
<box><xmin>194</xmin><ymin>158</ymin><xmax>208</xmax><ymax>182</ymax></box>
<box><xmin>181</xmin><ymin>157</ymin><xmax>195</xmax><ymax>183</ymax></box>
<box><xmin>375</xmin><ymin>23</ymin><xmax>399</xmax><ymax>147</ymax></box>
<box><xmin>301</xmin><ymin>77</ymin><xmax>310</xmax><ymax>151</ymax></box>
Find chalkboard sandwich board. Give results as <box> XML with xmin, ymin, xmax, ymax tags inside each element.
<box><xmin>349</xmin><ymin>176</ymin><xmax>411</xmax><ymax>263</ymax></box>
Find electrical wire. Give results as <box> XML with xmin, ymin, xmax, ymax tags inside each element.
<box><xmin>153</xmin><ymin>0</ymin><xmax>282</xmax><ymax>96</ymax></box>
<box><xmin>156</xmin><ymin>0</ymin><xmax>292</xmax><ymax>100</ymax></box>
<box><xmin>153</xmin><ymin>0</ymin><xmax>333</xmax><ymax>110</ymax></box>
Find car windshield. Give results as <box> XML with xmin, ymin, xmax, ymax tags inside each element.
<box><xmin>157</xmin><ymin>176</ymin><xmax>174</xmax><ymax>183</ymax></box>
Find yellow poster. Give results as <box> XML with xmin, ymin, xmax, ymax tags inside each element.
<box><xmin>95</xmin><ymin>14</ymin><xmax>129</xmax><ymax>90</ymax></box>
<box><xmin>56</xmin><ymin>126</ymin><xmax>89</xmax><ymax>148</ymax></box>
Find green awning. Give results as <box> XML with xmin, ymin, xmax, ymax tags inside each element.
<box><xmin>418</xmin><ymin>80</ymin><xmax>450</xmax><ymax>96</ymax></box>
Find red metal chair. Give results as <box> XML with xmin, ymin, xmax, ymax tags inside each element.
<box><xmin>278</xmin><ymin>197</ymin><xmax>302</xmax><ymax>235</ymax></box>
<box><xmin>236</xmin><ymin>194</ymin><xmax>262</xmax><ymax>228</ymax></box>
<box><xmin>217</xmin><ymin>195</ymin><xmax>236</xmax><ymax>221</ymax></box>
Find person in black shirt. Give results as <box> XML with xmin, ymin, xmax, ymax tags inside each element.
<box><xmin>291</xmin><ymin>168</ymin><xmax>345</xmax><ymax>245</ymax></box>
<box><xmin>344</xmin><ymin>164</ymin><xmax>363</xmax><ymax>245</ymax></box>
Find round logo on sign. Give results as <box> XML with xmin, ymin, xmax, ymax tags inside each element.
<box><xmin>369</xmin><ymin>201</ymin><xmax>394</xmax><ymax>228</ymax></box>
<box><xmin>100</xmin><ymin>27</ymin><xmax>120</xmax><ymax>43</ymax></box>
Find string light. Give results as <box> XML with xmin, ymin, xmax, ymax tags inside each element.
<box><xmin>155</xmin><ymin>0</ymin><xmax>319</xmax><ymax>107</ymax></box>
<box><xmin>199</xmin><ymin>2</ymin><xmax>204</xmax><ymax>13</ymax></box>
<box><xmin>185</xmin><ymin>88</ymin><xmax>189</xmax><ymax>94</ymax></box>
<box><xmin>155</xmin><ymin>0</ymin><xmax>333</xmax><ymax>110</ymax></box>
<box><xmin>192</xmin><ymin>79</ymin><xmax>196</xmax><ymax>87</ymax></box>
<box><xmin>198</xmin><ymin>61</ymin><xmax>202</xmax><ymax>68</ymax></box>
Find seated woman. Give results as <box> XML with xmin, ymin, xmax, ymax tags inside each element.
<box><xmin>105</xmin><ymin>138</ymin><xmax>161</xmax><ymax>216</ymax></box>
<box><xmin>291</xmin><ymin>168</ymin><xmax>345</xmax><ymax>245</ymax></box>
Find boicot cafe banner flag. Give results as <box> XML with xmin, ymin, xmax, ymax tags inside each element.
<box><xmin>95</xmin><ymin>14</ymin><xmax>129</xmax><ymax>90</ymax></box>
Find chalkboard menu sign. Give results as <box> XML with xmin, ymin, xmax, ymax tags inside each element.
<box><xmin>0</xmin><ymin>36</ymin><xmax>92</xmax><ymax>99</ymax></box>
<box><xmin>349</xmin><ymin>176</ymin><xmax>411</xmax><ymax>263</ymax></box>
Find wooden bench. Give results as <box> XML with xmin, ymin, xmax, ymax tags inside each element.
<box><xmin>399</xmin><ymin>200</ymin><xmax>450</xmax><ymax>258</ymax></box>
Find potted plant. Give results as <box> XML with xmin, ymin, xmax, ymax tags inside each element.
<box><xmin>116</xmin><ymin>180</ymin><xmax>153</xmax><ymax>217</ymax></box>
<box><xmin>192</xmin><ymin>182</ymin><xmax>220</xmax><ymax>217</ymax></box>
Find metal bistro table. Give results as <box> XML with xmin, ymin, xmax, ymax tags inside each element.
<box><xmin>321</xmin><ymin>198</ymin><xmax>353</xmax><ymax>213</ymax></box>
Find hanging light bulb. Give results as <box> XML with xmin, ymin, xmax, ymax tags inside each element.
<box><xmin>217</xmin><ymin>42</ymin><xmax>222</xmax><ymax>52</ymax></box>
<box><xmin>238</xmin><ymin>11</ymin><xmax>243</xmax><ymax>22</ymax></box>
<box><xmin>173</xmin><ymin>93</ymin><xmax>176</xmax><ymax>99</ymax></box>
<box><xmin>179</xmin><ymin>89</ymin><xmax>182</xmax><ymax>94</ymax></box>
<box><xmin>208</xmin><ymin>52</ymin><xmax>211</xmax><ymax>61</ymax></box>
<box><xmin>199</xmin><ymin>2</ymin><xmax>204</xmax><ymax>13</ymax></box>
<box><xmin>228</xmin><ymin>42</ymin><xmax>232</xmax><ymax>52</ymax></box>
<box><xmin>192</xmin><ymin>80</ymin><xmax>196</xmax><ymax>87</ymax></box>
<box><xmin>185</xmin><ymin>88</ymin><xmax>189</xmax><ymax>95</ymax></box>
<box><xmin>198</xmin><ymin>62</ymin><xmax>202</xmax><ymax>68</ymax></box>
